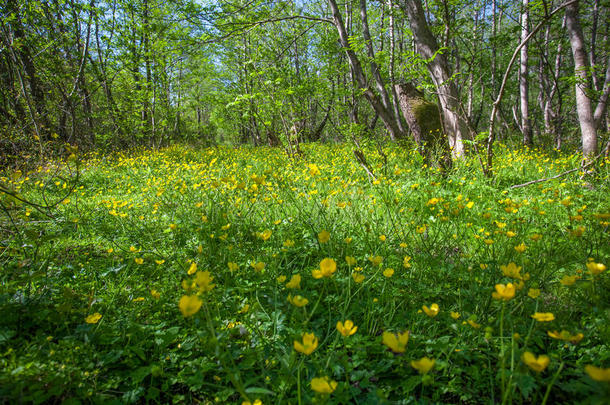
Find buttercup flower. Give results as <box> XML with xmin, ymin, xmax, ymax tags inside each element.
<box><xmin>287</xmin><ymin>294</ymin><xmax>308</xmax><ymax>307</ymax></box>
<box><xmin>382</xmin><ymin>330</ymin><xmax>409</xmax><ymax>353</ymax></box>
<box><xmin>584</xmin><ymin>365</ymin><xmax>610</xmax><ymax>382</ymax></box>
<box><xmin>285</xmin><ymin>274</ymin><xmax>301</xmax><ymax>289</ymax></box>
<box><xmin>522</xmin><ymin>351</ymin><xmax>550</xmax><ymax>372</ymax></box>
<box><xmin>352</xmin><ymin>272</ymin><xmax>365</xmax><ymax>283</ymax></box>
<box><xmin>500</xmin><ymin>262</ymin><xmax>522</xmax><ymax>279</ymax></box>
<box><xmin>336</xmin><ymin>320</ymin><xmax>358</xmax><ymax>337</ymax></box>
<box><xmin>422</xmin><ymin>303</ymin><xmax>440</xmax><ymax>317</ymax></box>
<box><xmin>85</xmin><ymin>313</ymin><xmax>102</xmax><ymax>324</ymax></box>
<box><xmin>310</xmin><ymin>376</ymin><xmax>337</xmax><ymax>394</ymax></box>
<box><xmin>313</xmin><ymin>258</ymin><xmax>336</xmax><ymax>278</ymax></box>
<box><xmin>586</xmin><ymin>261</ymin><xmax>606</xmax><ymax>276</ymax></box>
<box><xmin>528</xmin><ymin>288</ymin><xmax>540</xmax><ymax>299</ymax></box>
<box><xmin>369</xmin><ymin>255</ymin><xmax>383</xmax><ymax>266</ymax></box>
<box><xmin>383</xmin><ymin>268</ymin><xmax>394</xmax><ymax>278</ymax></box>
<box><xmin>411</xmin><ymin>357</ymin><xmax>435</xmax><ymax>374</ymax></box>
<box><xmin>547</xmin><ymin>330</ymin><xmax>583</xmax><ymax>344</ymax></box>
<box><xmin>318</xmin><ymin>230</ymin><xmax>330</xmax><ymax>243</ymax></box>
<box><xmin>179</xmin><ymin>295</ymin><xmax>202</xmax><ymax>317</ymax></box>
<box><xmin>345</xmin><ymin>256</ymin><xmax>357</xmax><ymax>266</ymax></box>
<box><xmin>531</xmin><ymin>312</ymin><xmax>555</xmax><ymax>322</ymax></box>
<box><xmin>294</xmin><ymin>332</ymin><xmax>318</xmax><ymax>355</ymax></box>
<box><xmin>492</xmin><ymin>283</ymin><xmax>515</xmax><ymax>301</ymax></box>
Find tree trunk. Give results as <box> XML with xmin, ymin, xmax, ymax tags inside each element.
<box><xmin>565</xmin><ymin>1</ymin><xmax>597</xmax><ymax>159</ymax></box>
<box><xmin>395</xmin><ymin>83</ymin><xmax>451</xmax><ymax>170</ymax></box>
<box><xmin>327</xmin><ymin>0</ymin><xmax>404</xmax><ymax>140</ymax></box>
<box><xmin>401</xmin><ymin>0</ymin><xmax>466</xmax><ymax>158</ymax></box>
<box><xmin>520</xmin><ymin>0</ymin><xmax>532</xmax><ymax>145</ymax></box>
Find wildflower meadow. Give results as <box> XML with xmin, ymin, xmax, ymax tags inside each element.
<box><xmin>1</xmin><ymin>142</ymin><xmax>609</xmax><ymax>404</ymax></box>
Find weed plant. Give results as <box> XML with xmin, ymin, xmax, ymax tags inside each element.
<box><xmin>0</xmin><ymin>142</ymin><xmax>609</xmax><ymax>404</ymax></box>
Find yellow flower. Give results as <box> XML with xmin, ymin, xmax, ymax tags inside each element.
<box><xmin>320</xmin><ymin>258</ymin><xmax>337</xmax><ymax>274</ymax></box>
<box><xmin>450</xmin><ymin>311</ymin><xmax>461</xmax><ymax>320</ymax></box>
<box><xmin>187</xmin><ymin>262</ymin><xmax>197</xmax><ymax>275</ymax></box>
<box><xmin>403</xmin><ymin>256</ymin><xmax>412</xmax><ymax>268</ymax></box>
<box><xmin>500</xmin><ymin>262</ymin><xmax>522</xmax><ymax>279</ymax></box>
<box><xmin>522</xmin><ymin>351</ymin><xmax>550</xmax><ymax>372</ymax></box>
<box><xmin>352</xmin><ymin>272</ymin><xmax>365</xmax><ymax>283</ymax></box>
<box><xmin>228</xmin><ymin>262</ymin><xmax>239</xmax><ymax>272</ymax></box>
<box><xmin>584</xmin><ymin>365</ymin><xmax>610</xmax><ymax>382</ymax></box>
<box><xmin>530</xmin><ymin>233</ymin><xmax>542</xmax><ymax>241</ymax></box>
<box><xmin>560</xmin><ymin>275</ymin><xmax>579</xmax><ymax>286</ymax></box>
<box><xmin>283</xmin><ymin>239</ymin><xmax>295</xmax><ymax>247</ymax></box>
<box><xmin>379</xmin><ymin>235</ymin><xmax>386</xmax><ymax>242</ymax></box>
<box><xmin>411</xmin><ymin>357</ymin><xmax>435</xmax><ymax>374</ymax></box>
<box><xmin>242</xmin><ymin>400</ymin><xmax>263</xmax><ymax>405</ymax></box>
<box><xmin>155</xmin><ymin>259</ymin><xmax>165</xmax><ymax>265</ymax></box>
<box><xmin>310</xmin><ymin>376</ymin><xmax>337</xmax><ymax>394</ymax></box>
<box><xmin>179</xmin><ymin>295</ymin><xmax>202</xmax><ymax>317</ymax></box>
<box><xmin>416</xmin><ymin>225</ymin><xmax>427</xmax><ymax>234</ymax></box>
<box><xmin>287</xmin><ymin>294</ymin><xmax>309</xmax><ymax>307</ymax></box>
<box><xmin>514</xmin><ymin>243</ymin><xmax>527</xmax><ymax>253</ymax></box>
<box><xmin>285</xmin><ymin>274</ymin><xmax>301</xmax><ymax>289</ymax></box>
<box><xmin>294</xmin><ymin>332</ymin><xmax>318</xmax><ymax>355</ymax></box>
<box><xmin>369</xmin><ymin>255</ymin><xmax>383</xmax><ymax>267</ymax></box>
<box><xmin>344</xmin><ymin>237</ymin><xmax>353</xmax><ymax>244</ymax></box>
<box><xmin>506</xmin><ymin>231</ymin><xmax>516</xmax><ymax>238</ymax></box>
<box><xmin>492</xmin><ymin>283</ymin><xmax>515</xmax><ymax>301</ymax></box>
<box><xmin>318</xmin><ymin>230</ymin><xmax>330</xmax><ymax>243</ymax></box>
<box><xmin>528</xmin><ymin>288</ymin><xmax>541</xmax><ymax>299</ymax></box>
<box><xmin>133</xmin><ymin>297</ymin><xmax>145</xmax><ymax>302</ymax></box>
<box><xmin>345</xmin><ymin>256</ymin><xmax>357</xmax><ymax>266</ymax></box>
<box><xmin>382</xmin><ymin>330</ymin><xmax>409</xmax><ymax>353</ymax></box>
<box><xmin>277</xmin><ymin>275</ymin><xmax>287</xmax><ymax>283</ymax></box>
<box><xmin>467</xmin><ymin>319</ymin><xmax>481</xmax><ymax>329</ymax></box>
<box><xmin>251</xmin><ymin>261</ymin><xmax>265</xmax><ymax>272</ymax></box>
<box><xmin>531</xmin><ymin>312</ymin><xmax>555</xmax><ymax>322</ymax></box>
<box><xmin>134</xmin><ymin>257</ymin><xmax>144</xmax><ymax>265</ymax></box>
<box><xmin>194</xmin><ymin>271</ymin><xmax>215</xmax><ymax>292</ymax></box>
<box><xmin>308</xmin><ymin>164</ymin><xmax>321</xmax><ymax>176</ymax></box>
<box><xmin>239</xmin><ymin>303</ymin><xmax>250</xmax><ymax>314</ymax></box>
<box><xmin>586</xmin><ymin>261</ymin><xmax>607</xmax><ymax>276</ymax></box>
<box><xmin>547</xmin><ymin>330</ymin><xmax>584</xmax><ymax>344</ymax></box>
<box><xmin>484</xmin><ymin>239</ymin><xmax>494</xmax><ymax>245</ymax></box>
<box><xmin>260</xmin><ymin>229</ymin><xmax>272</xmax><ymax>241</ymax></box>
<box><xmin>85</xmin><ymin>313</ymin><xmax>102</xmax><ymax>324</ymax></box>
<box><xmin>150</xmin><ymin>289</ymin><xmax>160</xmax><ymax>299</ymax></box>
<box><xmin>383</xmin><ymin>268</ymin><xmax>395</xmax><ymax>278</ymax></box>
<box><xmin>422</xmin><ymin>303</ymin><xmax>440</xmax><ymax>317</ymax></box>
<box><xmin>336</xmin><ymin>320</ymin><xmax>358</xmax><ymax>337</ymax></box>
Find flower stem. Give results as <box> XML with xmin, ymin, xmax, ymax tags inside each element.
<box><xmin>541</xmin><ymin>362</ymin><xmax>564</xmax><ymax>405</ymax></box>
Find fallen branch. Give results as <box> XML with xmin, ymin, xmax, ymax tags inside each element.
<box><xmin>353</xmin><ymin>149</ymin><xmax>377</xmax><ymax>181</ymax></box>
<box><xmin>509</xmin><ymin>148</ymin><xmax>606</xmax><ymax>189</ymax></box>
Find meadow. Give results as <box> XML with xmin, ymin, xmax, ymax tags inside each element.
<box><xmin>1</xmin><ymin>142</ymin><xmax>609</xmax><ymax>404</ymax></box>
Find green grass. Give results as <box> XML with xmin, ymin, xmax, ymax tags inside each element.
<box><xmin>1</xmin><ymin>142</ymin><xmax>609</xmax><ymax>404</ymax></box>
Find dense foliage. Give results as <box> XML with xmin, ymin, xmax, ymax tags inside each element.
<box><xmin>1</xmin><ymin>0</ymin><xmax>608</xmax><ymax>165</ymax></box>
<box><xmin>1</xmin><ymin>143</ymin><xmax>609</xmax><ymax>403</ymax></box>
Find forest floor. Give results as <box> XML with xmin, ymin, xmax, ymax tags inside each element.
<box><xmin>1</xmin><ymin>142</ymin><xmax>609</xmax><ymax>404</ymax></box>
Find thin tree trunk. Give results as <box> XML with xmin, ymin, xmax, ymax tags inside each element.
<box><xmin>328</xmin><ymin>0</ymin><xmax>403</xmax><ymax>140</ymax></box>
<box><xmin>401</xmin><ymin>0</ymin><xmax>465</xmax><ymax>157</ymax></box>
<box><xmin>565</xmin><ymin>0</ymin><xmax>597</xmax><ymax>159</ymax></box>
<box><xmin>520</xmin><ymin>0</ymin><xmax>532</xmax><ymax>145</ymax></box>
